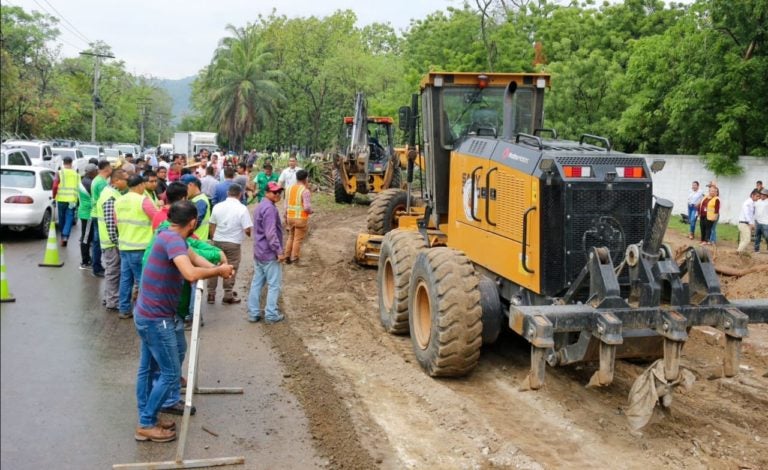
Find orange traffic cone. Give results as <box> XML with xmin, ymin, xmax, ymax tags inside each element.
<box><xmin>0</xmin><ymin>244</ymin><xmax>15</xmax><ymax>302</ymax></box>
<box><xmin>38</xmin><ymin>221</ymin><xmax>64</xmax><ymax>267</ymax></box>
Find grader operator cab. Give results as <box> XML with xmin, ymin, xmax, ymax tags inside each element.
<box><xmin>334</xmin><ymin>92</ymin><xmax>402</xmax><ymax>204</ymax></box>
<box><xmin>362</xmin><ymin>72</ymin><xmax>768</xmax><ymax>428</ymax></box>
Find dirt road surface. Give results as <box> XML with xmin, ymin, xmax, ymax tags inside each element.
<box><xmin>250</xmin><ymin>196</ymin><xmax>767</xmax><ymax>469</ymax></box>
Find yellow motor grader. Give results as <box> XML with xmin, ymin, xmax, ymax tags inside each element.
<box><xmin>356</xmin><ymin>71</ymin><xmax>768</xmax><ymax>427</ymax></box>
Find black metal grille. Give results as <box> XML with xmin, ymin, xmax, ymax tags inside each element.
<box><xmin>556</xmin><ymin>156</ymin><xmax>645</xmax><ymax>166</ymax></box>
<box><xmin>566</xmin><ymin>188</ymin><xmax>649</xmax><ymax>282</ymax></box>
<box><xmin>540</xmin><ymin>182</ymin><xmax>566</xmax><ymax>296</ymax></box>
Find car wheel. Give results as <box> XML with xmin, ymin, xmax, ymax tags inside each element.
<box><xmin>35</xmin><ymin>209</ymin><xmax>52</xmax><ymax>239</ymax></box>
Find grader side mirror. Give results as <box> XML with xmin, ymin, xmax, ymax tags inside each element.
<box><xmin>398</xmin><ymin>106</ymin><xmax>411</xmax><ymax>131</ymax></box>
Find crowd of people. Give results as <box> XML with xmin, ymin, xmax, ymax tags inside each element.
<box><xmin>51</xmin><ymin>148</ymin><xmax>314</xmax><ymax>443</ymax></box>
<box><xmin>686</xmin><ymin>179</ymin><xmax>767</xmax><ymax>253</ymax></box>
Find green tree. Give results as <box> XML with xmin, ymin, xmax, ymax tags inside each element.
<box><xmin>199</xmin><ymin>24</ymin><xmax>283</xmax><ymax>152</ymax></box>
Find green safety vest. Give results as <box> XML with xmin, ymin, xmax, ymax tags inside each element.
<box><xmin>96</xmin><ymin>186</ymin><xmax>120</xmax><ymax>249</ymax></box>
<box><xmin>77</xmin><ymin>181</ymin><xmax>92</xmax><ymax>219</ymax></box>
<box><xmin>115</xmin><ymin>191</ymin><xmax>153</xmax><ymax>251</ymax></box>
<box><xmin>90</xmin><ymin>175</ymin><xmax>108</xmax><ymax>218</ymax></box>
<box><xmin>56</xmin><ymin>168</ymin><xmax>80</xmax><ymax>203</ymax></box>
<box><xmin>191</xmin><ymin>193</ymin><xmax>211</xmax><ymax>240</ymax></box>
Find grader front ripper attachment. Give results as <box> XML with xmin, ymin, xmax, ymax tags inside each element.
<box><xmin>510</xmin><ymin>199</ymin><xmax>767</xmax><ymax>428</ymax></box>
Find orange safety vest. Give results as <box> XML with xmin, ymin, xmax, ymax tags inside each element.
<box><xmin>286</xmin><ymin>184</ymin><xmax>309</xmax><ymax>219</ymax></box>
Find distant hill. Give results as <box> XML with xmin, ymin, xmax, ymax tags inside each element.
<box><xmin>153</xmin><ymin>76</ymin><xmax>195</xmax><ymax>124</ymax></box>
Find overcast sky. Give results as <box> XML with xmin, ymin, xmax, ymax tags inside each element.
<box><xmin>9</xmin><ymin>0</ymin><xmax>455</xmax><ymax>80</ymax></box>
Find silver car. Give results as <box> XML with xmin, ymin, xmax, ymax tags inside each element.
<box><xmin>53</xmin><ymin>147</ymin><xmax>89</xmax><ymax>175</ymax></box>
<box><xmin>1</xmin><ymin>165</ymin><xmax>56</xmax><ymax>238</ymax></box>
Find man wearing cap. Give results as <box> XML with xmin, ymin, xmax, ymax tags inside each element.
<box><xmin>182</xmin><ymin>174</ymin><xmax>211</xmax><ymax>241</ymax></box>
<box><xmin>97</xmin><ymin>169</ymin><xmax>128</xmax><ymax>312</ymax></box>
<box><xmin>754</xmin><ymin>188</ymin><xmax>768</xmax><ymax>253</ymax></box>
<box><xmin>247</xmin><ymin>182</ymin><xmax>286</xmax><ymax>324</ymax></box>
<box><xmin>115</xmin><ymin>174</ymin><xmax>160</xmax><ymax>319</ymax></box>
<box><xmin>77</xmin><ymin>164</ymin><xmax>99</xmax><ymax>269</ymax></box>
<box><xmin>53</xmin><ymin>156</ymin><xmax>81</xmax><ymax>247</ymax></box>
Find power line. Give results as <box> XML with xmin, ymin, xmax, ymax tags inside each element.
<box><xmin>30</xmin><ymin>0</ymin><xmax>90</xmax><ymax>47</ymax></box>
<box><xmin>41</xmin><ymin>0</ymin><xmax>92</xmax><ymax>45</ymax></box>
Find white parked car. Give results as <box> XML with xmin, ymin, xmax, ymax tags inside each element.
<box><xmin>0</xmin><ymin>148</ymin><xmax>33</xmax><ymax>166</ymax></box>
<box><xmin>53</xmin><ymin>147</ymin><xmax>89</xmax><ymax>175</ymax></box>
<box><xmin>103</xmin><ymin>148</ymin><xmax>123</xmax><ymax>162</ymax></box>
<box><xmin>2</xmin><ymin>140</ymin><xmax>60</xmax><ymax>171</ymax></box>
<box><xmin>78</xmin><ymin>144</ymin><xmax>104</xmax><ymax>160</ymax></box>
<box><xmin>1</xmin><ymin>165</ymin><xmax>56</xmax><ymax>238</ymax></box>
<box><xmin>115</xmin><ymin>144</ymin><xmax>140</xmax><ymax>157</ymax></box>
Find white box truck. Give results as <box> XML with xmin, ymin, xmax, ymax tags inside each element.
<box><xmin>173</xmin><ymin>132</ymin><xmax>218</xmax><ymax>156</ymax></box>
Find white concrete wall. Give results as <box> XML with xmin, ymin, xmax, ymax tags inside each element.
<box><xmin>638</xmin><ymin>155</ymin><xmax>768</xmax><ymax>224</ymax></box>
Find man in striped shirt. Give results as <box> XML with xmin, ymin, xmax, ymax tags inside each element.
<box><xmin>133</xmin><ymin>201</ymin><xmax>233</xmax><ymax>443</ymax></box>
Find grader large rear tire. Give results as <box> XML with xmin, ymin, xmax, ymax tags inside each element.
<box><xmin>367</xmin><ymin>188</ymin><xmax>407</xmax><ymax>235</ymax></box>
<box><xmin>377</xmin><ymin>230</ymin><xmax>427</xmax><ymax>334</ymax></box>
<box><xmin>408</xmin><ymin>248</ymin><xmax>483</xmax><ymax>377</ymax></box>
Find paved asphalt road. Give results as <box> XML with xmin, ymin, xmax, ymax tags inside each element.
<box><xmin>0</xmin><ymin>226</ymin><xmax>322</xmax><ymax>469</ymax></box>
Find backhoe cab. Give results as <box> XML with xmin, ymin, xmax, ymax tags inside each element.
<box><xmin>362</xmin><ymin>71</ymin><xmax>768</xmax><ymax>429</ymax></box>
<box><xmin>334</xmin><ymin>92</ymin><xmax>401</xmax><ymax>204</ymax></box>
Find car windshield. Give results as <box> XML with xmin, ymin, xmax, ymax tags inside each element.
<box><xmin>79</xmin><ymin>146</ymin><xmax>99</xmax><ymax>156</ymax></box>
<box><xmin>8</xmin><ymin>144</ymin><xmax>41</xmax><ymax>158</ymax></box>
<box><xmin>54</xmin><ymin>149</ymin><xmax>75</xmax><ymax>157</ymax></box>
<box><xmin>104</xmin><ymin>149</ymin><xmax>120</xmax><ymax>156</ymax></box>
<box><xmin>1</xmin><ymin>169</ymin><xmax>36</xmax><ymax>188</ymax></box>
<box><xmin>116</xmin><ymin>145</ymin><xmax>135</xmax><ymax>154</ymax></box>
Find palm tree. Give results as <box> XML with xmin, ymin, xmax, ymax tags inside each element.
<box><xmin>203</xmin><ymin>25</ymin><xmax>283</xmax><ymax>152</ymax></box>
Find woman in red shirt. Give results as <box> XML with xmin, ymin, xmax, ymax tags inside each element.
<box><xmin>698</xmin><ymin>185</ymin><xmax>720</xmax><ymax>245</ymax></box>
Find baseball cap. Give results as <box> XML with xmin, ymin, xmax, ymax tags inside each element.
<box><xmin>180</xmin><ymin>174</ymin><xmax>200</xmax><ymax>186</ymax></box>
<box><xmin>84</xmin><ymin>163</ymin><xmax>98</xmax><ymax>173</ymax></box>
<box><xmin>266</xmin><ymin>182</ymin><xmax>283</xmax><ymax>193</ymax></box>
<box><xmin>761</xmin><ymin>188</ymin><xmax>768</xmax><ymax>196</ymax></box>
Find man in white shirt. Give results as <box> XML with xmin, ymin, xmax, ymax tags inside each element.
<box><xmin>686</xmin><ymin>181</ymin><xmax>704</xmax><ymax>240</ymax></box>
<box><xmin>278</xmin><ymin>155</ymin><xmax>302</xmax><ymax>190</ymax></box>
<box><xmin>207</xmin><ymin>183</ymin><xmax>253</xmax><ymax>304</ymax></box>
<box><xmin>754</xmin><ymin>188</ymin><xmax>768</xmax><ymax>253</ymax></box>
<box><xmin>737</xmin><ymin>189</ymin><xmax>760</xmax><ymax>253</ymax></box>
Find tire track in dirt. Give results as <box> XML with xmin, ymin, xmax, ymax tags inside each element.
<box><xmin>252</xmin><ymin>202</ymin><xmax>768</xmax><ymax>469</ymax></box>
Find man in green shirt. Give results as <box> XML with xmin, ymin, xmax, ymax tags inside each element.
<box><xmin>90</xmin><ymin>160</ymin><xmax>112</xmax><ymax>277</ymax></box>
<box><xmin>252</xmin><ymin>163</ymin><xmax>279</xmax><ymax>203</ymax></box>
<box><xmin>77</xmin><ymin>164</ymin><xmax>99</xmax><ymax>269</ymax></box>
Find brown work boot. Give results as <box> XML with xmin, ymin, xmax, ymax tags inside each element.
<box><xmin>157</xmin><ymin>418</ymin><xmax>176</xmax><ymax>430</ymax></box>
<box><xmin>134</xmin><ymin>426</ymin><xmax>176</xmax><ymax>442</ymax></box>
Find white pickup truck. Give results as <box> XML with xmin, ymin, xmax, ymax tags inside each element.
<box><xmin>2</xmin><ymin>140</ymin><xmax>61</xmax><ymax>171</ymax></box>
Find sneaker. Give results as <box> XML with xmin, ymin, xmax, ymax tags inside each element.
<box><xmin>160</xmin><ymin>400</ymin><xmax>196</xmax><ymax>416</ymax></box>
<box><xmin>222</xmin><ymin>296</ymin><xmax>241</xmax><ymax>304</ymax></box>
<box><xmin>118</xmin><ymin>311</ymin><xmax>133</xmax><ymax>319</ymax></box>
<box><xmin>61</xmin><ymin>238</ymin><xmax>68</xmax><ymax>247</ymax></box>
<box><xmin>265</xmin><ymin>314</ymin><xmax>285</xmax><ymax>325</ymax></box>
<box><xmin>106</xmin><ymin>306</ymin><xmax>119</xmax><ymax>312</ymax></box>
<box><xmin>248</xmin><ymin>316</ymin><xmax>261</xmax><ymax>323</ymax></box>
<box><xmin>79</xmin><ymin>263</ymin><xmax>92</xmax><ymax>270</ymax></box>
<box><xmin>92</xmin><ymin>271</ymin><xmax>105</xmax><ymax>278</ymax></box>
<box><xmin>134</xmin><ymin>426</ymin><xmax>176</xmax><ymax>443</ymax></box>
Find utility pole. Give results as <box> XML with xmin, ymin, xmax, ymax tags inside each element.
<box><xmin>80</xmin><ymin>50</ymin><xmax>115</xmax><ymax>142</ymax></box>
<box><xmin>137</xmin><ymin>99</ymin><xmax>152</xmax><ymax>149</ymax></box>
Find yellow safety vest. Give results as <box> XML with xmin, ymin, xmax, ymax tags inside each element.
<box><xmin>96</xmin><ymin>186</ymin><xmax>120</xmax><ymax>249</ymax></box>
<box><xmin>56</xmin><ymin>168</ymin><xmax>80</xmax><ymax>203</ymax></box>
<box><xmin>191</xmin><ymin>193</ymin><xmax>211</xmax><ymax>240</ymax></box>
<box><xmin>115</xmin><ymin>191</ymin><xmax>153</xmax><ymax>251</ymax></box>
<box><xmin>286</xmin><ymin>184</ymin><xmax>309</xmax><ymax>219</ymax></box>
<box><xmin>702</xmin><ymin>196</ymin><xmax>720</xmax><ymax>222</ymax></box>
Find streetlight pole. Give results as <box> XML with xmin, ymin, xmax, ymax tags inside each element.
<box><xmin>80</xmin><ymin>50</ymin><xmax>115</xmax><ymax>142</ymax></box>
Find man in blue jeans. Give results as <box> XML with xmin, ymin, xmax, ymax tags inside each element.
<box><xmin>115</xmin><ymin>175</ymin><xmax>159</xmax><ymax>319</ymax></box>
<box><xmin>247</xmin><ymin>182</ymin><xmax>286</xmax><ymax>324</ymax></box>
<box><xmin>53</xmin><ymin>156</ymin><xmax>80</xmax><ymax>246</ymax></box>
<box><xmin>133</xmin><ymin>200</ymin><xmax>233</xmax><ymax>442</ymax></box>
